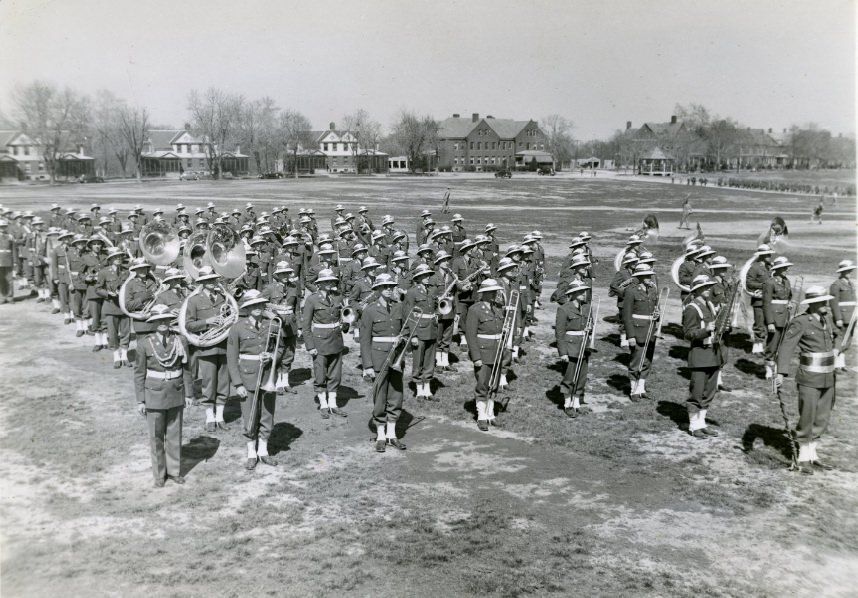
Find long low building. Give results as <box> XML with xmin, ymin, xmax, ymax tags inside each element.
<box><xmin>141</xmin><ymin>128</ymin><xmax>248</xmax><ymax>177</ymax></box>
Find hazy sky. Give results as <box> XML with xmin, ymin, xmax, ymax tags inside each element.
<box><xmin>1</xmin><ymin>0</ymin><xmax>855</xmax><ymax>139</ymax></box>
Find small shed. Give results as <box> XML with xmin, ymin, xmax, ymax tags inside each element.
<box><xmin>638</xmin><ymin>147</ymin><xmax>674</xmax><ymax>176</ymax></box>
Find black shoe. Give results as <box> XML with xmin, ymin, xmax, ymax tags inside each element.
<box><xmin>320</xmin><ymin>409</ymin><xmax>330</xmax><ymax>419</ymax></box>
<box><xmin>329</xmin><ymin>407</ymin><xmax>348</xmax><ymax>418</ymax></box>
<box><xmin>51</xmin><ymin>308</ymin><xmax>61</xmax><ymax>314</ymax></box>
<box><xmin>216</xmin><ymin>421</ymin><xmax>230</xmax><ymax>431</ymax></box>
<box><xmin>701</xmin><ymin>427</ymin><xmax>719</xmax><ymax>437</ymax></box>
<box><xmin>205</xmin><ymin>422</ymin><xmax>216</xmax><ymax>433</ymax></box>
<box><xmin>113</xmin><ymin>361</ymin><xmax>122</xmax><ymax>369</ymax></box>
<box><xmin>477</xmin><ymin>419</ymin><xmax>489</xmax><ymax>431</ymax></box>
<box><xmin>718</xmin><ymin>385</ymin><xmax>733</xmax><ymax>393</ymax></box>
<box><xmin>259</xmin><ymin>456</ymin><xmax>278</xmax><ymax>466</ymax></box>
<box><xmin>75</xmin><ymin>330</ymin><xmax>84</xmax><ymax>337</ymax></box>
<box><xmin>86</xmin><ymin>329</ymin><xmax>95</xmax><ymax>336</ymax></box>
<box><xmin>629</xmin><ymin>394</ymin><xmax>642</xmax><ymax>403</ymax></box>
<box><xmin>92</xmin><ymin>345</ymin><xmax>103</xmax><ymax>352</ymax></box>
<box><xmin>797</xmin><ymin>463</ymin><xmax>814</xmax><ymax>475</ymax></box>
<box><xmin>245</xmin><ymin>458</ymin><xmax>258</xmax><ymax>470</ymax></box>
<box><xmin>812</xmin><ymin>460</ymin><xmax>834</xmax><ymax>471</ymax></box>
<box><xmin>565</xmin><ymin>408</ymin><xmax>578</xmax><ymax>419</ymax></box>
<box><xmin>642</xmin><ymin>392</ymin><xmax>652</xmax><ymax>400</ymax></box>
<box><xmin>153</xmin><ymin>479</ymin><xmax>165</xmax><ymax>488</ymax></box>
<box><xmin>167</xmin><ymin>475</ymin><xmax>185</xmax><ymax>484</ymax></box>
<box><xmin>489</xmin><ymin>418</ymin><xmax>502</xmax><ymax>427</ymax></box>
<box><xmin>375</xmin><ymin>439</ymin><xmax>386</xmax><ymax>452</ymax></box>
<box><xmin>691</xmin><ymin>429</ymin><xmax>709</xmax><ymax>439</ymax></box>
<box><xmin>387</xmin><ymin>438</ymin><xmax>406</xmax><ymax>450</ymax></box>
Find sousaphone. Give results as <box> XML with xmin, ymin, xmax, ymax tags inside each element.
<box><xmin>119</xmin><ymin>220</ymin><xmax>180</xmax><ymax>319</ymax></box>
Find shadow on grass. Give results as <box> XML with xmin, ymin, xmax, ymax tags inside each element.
<box><xmin>181</xmin><ymin>435</ymin><xmax>220</xmax><ymax>476</ymax></box>
<box><xmin>725</xmin><ymin>332</ymin><xmax>753</xmax><ymax>354</ymax></box>
<box><xmin>612</xmin><ymin>350</ymin><xmax>631</xmax><ymax>367</ymax></box>
<box><xmin>334</xmin><ymin>384</ymin><xmax>362</xmax><ymax>407</ymax></box>
<box><xmin>269</xmin><ymin>422</ymin><xmax>303</xmax><ymax>456</ymax></box>
<box><xmin>656</xmin><ymin>400</ymin><xmax>688</xmax><ymax>431</ymax></box>
<box><xmin>545</xmin><ymin>385</ymin><xmax>565</xmax><ymax>412</ymax></box>
<box><xmin>735</xmin><ymin>358</ymin><xmax>765</xmax><ymax>379</ymax></box>
<box><xmin>740</xmin><ymin>422</ymin><xmax>793</xmax><ymax>460</ymax></box>
<box><xmin>601</xmin><ymin>332</ymin><xmax>620</xmax><ymax>346</ymax></box>
<box><xmin>603</xmin><ymin>314</ymin><xmax>620</xmax><ymax>324</ymax></box>
<box><xmin>607</xmin><ymin>373</ymin><xmax>630</xmax><ymax>395</ymax></box>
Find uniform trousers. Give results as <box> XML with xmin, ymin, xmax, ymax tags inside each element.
<box><xmin>764</xmin><ymin>326</ymin><xmax>785</xmax><ymax>361</ymax></box>
<box><xmin>105</xmin><ymin>314</ymin><xmax>130</xmax><ymax>349</ymax></box>
<box><xmin>147</xmin><ymin>406</ymin><xmax>183</xmax><ymax>482</ymax></box>
<box><xmin>472</xmin><ymin>362</ymin><xmax>495</xmax><ymax>401</ymax></box>
<box><xmin>57</xmin><ymin>282</ymin><xmax>70</xmax><ymax>312</ymax></box>
<box><xmin>71</xmin><ymin>288</ymin><xmax>86</xmax><ymax>317</ymax></box>
<box><xmin>279</xmin><ymin>335</ymin><xmax>297</xmax><ymax>369</ymax></box>
<box><xmin>412</xmin><ymin>339</ymin><xmax>436</xmax><ymax>381</ymax></box>
<box><xmin>456</xmin><ymin>301</ymin><xmax>473</xmax><ymax>339</ymax></box>
<box><xmin>0</xmin><ymin>266</ymin><xmax>12</xmax><ymax>303</ymax></box>
<box><xmin>796</xmin><ymin>384</ymin><xmax>835</xmax><ymax>442</ymax></box>
<box><xmin>241</xmin><ymin>391</ymin><xmax>276</xmax><ymax>441</ymax></box>
<box><xmin>437</xmin><ymin>318</ymin><xmax>454</xmax><ymax>352</ymax></box>
<box><xmin>561</xmin><ymin>355</ymin><xmax>589</xmax><ymax>398</ymax></box>
<box><xmin>88</xmin><ymin>298</ymin><xmax>104</xmax><ymax>331</ymax></box>
<box><xmin>372</xmin><ymin>367</ymin><xmax>404</xmax><ymax>426</ymax></box>
<box><xmin>313</xmin><ymin>352</ymin><xmax>342</xmax><ymax>393</ymax></box>
<box><xmin>687</xmin><ymin>366</ymin><xmax>719</xmax><ymax>410</ymax></box>
<box><xmin>33</xmin><ymin>264</ymin><xmax>47</xmax><ymax>288</ymax></box>
<box><xmin>196</xmin><ymin>353</ymin><xmax>230</xmax><ymax>405</ymax></box>
<box><xmin>616</xmin><ymin>301</ymin><xmax>625</xmax><ymax>336</ymax></box>
<box><xmin>752</xmin><ymin>305</ymin><xmax>766</xmax><ymax>343</ymax></box>
<box><xmin>628</xmin><ymin>339</ymin><xmax>657</xmax><ymax>382</ymax></box>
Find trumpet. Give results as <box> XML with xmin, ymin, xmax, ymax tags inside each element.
<box><xmin>341</xmin><ymin>294</ymin><xmax>375</xmax><ymax>324</ymax></box>
<box><xmin>245</xmin><ymin>315</ymin><xmax>283</xmax><ymax>438</ymax></box>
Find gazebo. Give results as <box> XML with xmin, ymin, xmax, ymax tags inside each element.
<box><xmin>638</xmin><ymin>147</ymin><xmax>675</xmax><ymax>176</ymax></box>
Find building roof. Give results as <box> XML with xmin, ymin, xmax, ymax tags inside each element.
<box><xmin>487</xmin><ymin>119</ymin><xmax>531</xmax><ymax>139</ymax></box>
<box><xmin>640</xmin><ymin>147</ymin><xmax>673</xmax><ymax>160</ymax></box>
<box><xmin>642</xmin><ymin>121</ymin><xmax>685</xmax><ymax>137</ymax></box>
<box><xmin>736</xmin><ymin>128</ymin><xmax>778</xmax><ymax>147</ymax></box>
<box><xmin>0</xmin><ymin>130</ymin><xmax>20</xmax><ymax>147</ymax></box>
<box><xmin>437</xmin><ymin>116</ymin><xmax>478</xmax><ymax>139</ymax></box>
<box><xmin>438</xmin><ymin>116</ymin><xmax>534</xmax><ymax>140</ymax></box>
<box><xmin>147</xmin><ymin>130</ymin><xmax>182</xmax><ymax>150</ymax></box>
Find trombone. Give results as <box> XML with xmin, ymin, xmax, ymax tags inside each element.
<box><xmin>371</xmin><ymin>307</ymin><xmax>423</xmax><ymax>395</ymax></box>
<box><xmin>635</xmin><ymin>287</ymin><xmax>669</xmax><ymax>376</ymax></box>
<box><xmin>489</xmin><ymin>289</ymin><xmax>520</xmax><ymax>403</ymax></box>
<box><xmin>571</xmin><ymin>296</ymin><xmax>600</xmax><ymax>397</ymax></box>
<box><xmin>244</xmin><ymin>315</ymin><xmax>283</xmax><ymax>438</ymax></box>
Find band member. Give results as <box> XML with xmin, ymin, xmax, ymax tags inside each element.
<box><xmin>304</xmin><ymin>243</ymin><xmax>339</xmax><ymax>293</ymax></box>
<box><xmin>776</xmin><ymin>287</ymin><xmax>840</xmax><ymax>473</ymax></box>
<box><xmin>450</xmin><ymin>214</ymin><xmax>466</xmax><ymax>254</ymax></box>
<box><xmin>764</xmin><ymin>256</ymin><xmax>794</xmax><ymax>379</ymax></box>
<box><xmin>411</xmin><ymin>243</ymin><xmax>435</xmax><ymax>272</ymax></box>
<box><xmin>343</xmin><ymin>243</ymin><xmax>369</xmax><ymax>295</ymax></box>
<box><xmin>97</xmin><ymin>248</ymin><xmax>131</xmax><ymax>368</ymax></box>
<box><xmin>692</xmin><ymin>245</ymin><xmax>716</xmax><ymax>279</ymax></box>
<box><xmin>68</xmin><ymin>235</ymin><xmax>90</xmax><ymax>336</ymax></box>
<box><xmin>404</xmin><ymin>264</ymin><xmax>438</xmax><ymax>400</ymax></box>
<box><xmin>50</xmin><ymin>230</ymin><xmax>74</xmax><ymax>319</ymax></box>
<box><xmin>263</xmin><ymin>261</ymin><xmax>299</xmax><ymax>392</ymax></box>
<box><xmin>453</xmin><ymin>239</ymin><xmax>481</xmax><ymax>348</ymax></box>
<box><xmin>622</xmin><ymin>262</ymin><xmax>661</xmax><ymax>401</ymax></box>
<box><xmin>349</xmin><ymin>257</ymin><xmax>381</xmax><ymax>342</ymax></box>
<box><xmin>184</xmin><ymin>266</ymin><xmax>232</xmax><ymax>432</ymax></box>
<box><xmin>362</xmin><ymin>273</ymin><xmax>410</xmax><ymax>452</ymax></box>
<box><xmin>0</xmin><ymin>219</ymin><xmax>16</xmax><ymax>304</ymax></box>
<box><xmin>430</xmin><ymin>250</ymin><xmax>456</xmax><ymax>372</ymax></box>
<box><xmin>610</xmin><ymin>252</ymin><xmax>639</xmax><ymax>347</ymax></box>
<box><xmin>683</xmin><ymin>275</ymin><xmax>722</xmax><ymax>438</ymax></box>
<box><xmin>678</xmin><ymin>244</ymin><xmax>703</xmax><ymax>303</ymax></box>
<box><xmin>124</xmin><ymin>258</ymin><xmax>160</xmax><ymax>347</ymax></box>
<box><xmin>227</xmin><ymin>290</ymin><xmax>284</xmax><ymax>470</ymax></box>
<box><xmin>83</xmin><ymin>236</ymin><xmax>108</xmax><ymax>343</ymax></box>
<box><xmin>134</xmin><ymin>304</ymin><xmax>193</xmax><ymax>488</ymax></box>
<box><xmin>154</xmin><ymin>268</ymin><xmax>187</xmax><ymax>309</ymax></box>
<box><xmin>496</xmin><ymin>256</ymin><xmax>525</xmax><ymax>388</ymax></box>
<box><xmin>555</xmin><ymin>281</ymin><xmax>593</xmax><ymax>418</ymax></box>
<box><xmin>709</xmin><ymin>256</ymin><xmax>734</xmax><ymax>392</ymax></box>
<box><xmin>302</xmin><ymin>268</ymin><xmax>348</xmax><ymax>419</ymax></box>
<box><xmin>416</xmin><ymin>209</ymin><xmax>432</xmax><ymax>243</ymax></box>
<box><xmin>466</xmin><ymin>278</ymin><xmax>507</xmax><ymax>431</ymax></box>
<box><xmin>484</xmin><ymin>223</ymin><xmax>500</xmax><ymax>272</ymax></box>
<box><xmin>746</xmin><ymin>244</ymin><xmax>775</xmax><ymax>354</ymax></box>
<box><xmin>829</xmin><ymin>259</ymin><xmax>856</xmax><ymax>371</ymax></box>
<box><xmin>26</xmin><ymin>217</ymin><xmax>50</xmax><ymax>302</ymax></box>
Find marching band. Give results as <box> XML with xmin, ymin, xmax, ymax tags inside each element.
<box><xmin>0</xmin><ymin>201</ymin><xmax>854</xmax><ymax>485</ymax></box>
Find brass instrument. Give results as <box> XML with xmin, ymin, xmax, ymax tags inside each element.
<box><xmin>489</xmin><ymin>289</ymin><xmax>520</xmax><ymax>402</ymax></box>
<box><xmin>671</xmin><ymin>256</ymin><xmax>690</xmax><ymax>293</ymax></box>
<box><xmin>245</xmin><ymin>315</ymin><xmax>283</xmax><ymax>438</ymax></box>
<box><xmin>119</xmin><ymin>273</ymin><xmax>161</xmax><ymax>320</ymax></box>
<box><xmin>183</xmin><ymin>230</ymin><xmax>212</xmax><ymax>280</ymax></box>
<box><xmin>370</xmin><ymin>307</ymin><xmax>424</xmax><ymax>394</ymax></box>
<box><xmin>177</xmin><ymin>284</ymin><xmax>239</xmax><ymax>347</ymax></box>
<box><xmin>139</xmin><ymin>220</ymin><xmax>180</xmax><ymax>266</ymax></box>
<box><xmin>739</xmin><ymin>255</ymin><xmax>759</xmax><ymax>298</ymax></box>
<box><xmin>442</xmin><ymin>262</ymin><xmax>488</xmax><ymax>313</ymax></box>
<box><xmin>342</xmin><ymin>294</ymin><xmax>375</xmax><ymax>324</ymax></box>
<box><xmin>572</xmin><ymin>296</ymin><xmax>601</xmax><ymax>393</ymax></box>
<box><xmin>635</xmin><ymin>287</ymin><xmax>670</xmax><ymax>376</ymax></box>
<box><xmin>207</xmin><ymin>223</ymin><xmax>247</xmax><ymax>279</ymax></box>
<box><xmin>713</xmin><ymin>274</ymin><xmax>740</xmax><ymax>344</ymax></box>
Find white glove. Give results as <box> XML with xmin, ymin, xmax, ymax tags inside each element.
<box><xmin>235</xmin><ymin>385</ymin><xmax>248</xmax><ymax>399</ymax></box>
<box><xmin>137</xmin><ymin>403</ymin><xmax>147</xmax><ymax>416</ymax></box>
<box><xmin>627</xmin><ymin>337</ymin><xmax>636</xmax><ymax>347</ymax></box>
<box><xmin>363</xmin><ymin>367</ymin><xmax>376</xmax><ymax>380</ymax></box>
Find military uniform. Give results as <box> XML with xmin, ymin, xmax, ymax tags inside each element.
<box><xmin>403</xmin><ymin>280</ymin><xmax>438</xmax><ymax>396</ymax></box>
<box><xmin>830</xmin><ymin>275</ymin><xmax>855</xmax><ymax>368</ymax></box>
<box><xmin>301</xmin><ymin>290</ymin><xmax>346</xmax><ymax>414</ymax></box>
<box><xmin>96</xmin><ymin>262</ymin><xmax>130</xmax><ymax>365</ymax></box>
<box><xmin>683</xmin><ymin>297</ymin><xmax>722</xmax><ymax>435</ymax></box>
<box><xmin>49</xmin><ymin>241</ymin><xmax>71</xmax><ymax>316</ymax></box>
<box><xmin>609</xmin><ymin>266</ymin><xmax>636</xmax><ymax>346</ymax></box>
<box><xmin>262</xmin><ymin>280</ymin><xmax>299</xmax><ymax>389</ymax></box>
<box><xmin>428</xmin><ymin>263</ymin><xmax>456</xmax><ymax>369</ymax></box>
<box><xmin>763</xmin><ymin>274</ymin><xmax>792</xmax><ymax>374</ymax></box>
<box><xmin>361</xmin><ymin>298</ymin><xmax>408</xmax><ymax>435</ymax></box>
<box><xmin>678</xmin><ymin>258</ymin><xmax>697</xmax><ymax>302</ymax></box>
<box><xmin>555</xmin><ymin>299</ymin><xmax>591</xmax><ymax>410</ymax></box>
<box><xmin>622</xmin><ymin>281</ymin><xmax>661</xmax><ymax>398</ymax></box>
<box><xmin>82</xmin><ymin>250</ymin><xmax>105</xmax><ymax>337</ymax></box>
<box><xmin>67</xmin><ymin>245</ymin><xmax>90</xmax><ymax>332</ymax></box>
<box><xmin>134</xmin><ymin>330</ymin><xmax>192</xmax><ymax>485</ymax></box>
<box><xmin>746</xmin><ymin>260</ymin><xmax>771</xmax><ymax>350</ymax></box>
<box><xmin>465</xmin><ymin>298</ymin><xmax>505</xmax><ymax>426</ymax></box>
<box><xmin>184</xmin><ymin>289</ymin><xmax>231</xmax><ymax>427</ymax></box>
<box><xmin>453</xmin><ymin>254</ymin><xmax>482</xmax><ymax>345</ymax></box>
<box><xmin>0</xmin><ymin>229</ymin><xmax>18</xmax><ymax>303</ymax></box>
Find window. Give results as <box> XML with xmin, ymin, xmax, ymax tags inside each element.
<box><xmin>13</xmin><ymin>146</ymin><xmax>18</xmax><ymax>155</ymax></box>
<box><xmin>491</xmin><ymin>142</ymin><xmax>496</xmax><ymax>150</ymax></box>
<box><xmin>469</xmin><ymin>142</ymin><xmax>474</xmax><ymax>150</ymax></box>
<box><xmin>23</xmin><ymin>146</ymin><xmax>30</xmax><ymax>155</ymax></box>
<box><xmin>323</xmin><ymin>143</ymin><xmax>328</xmax><ymax>152</ymax></box>
<box><xmin>38</xmin><ymin>162</ymin><xmax>44</xmax><ymax>171</ymax></box>
<box><xmin>186</xmin><ymin>159</ymin><xmax>192</xmax><ymax>167</ymax></box>
<box><xmin>453</xmin><ymin>143</ymin><xmax>458</xmax><ymax>150</ymax></box>
<box><xmin>469</xmin><ymin>157</ymin><xmax>474</xmax><ymax>165</ymax></box>
<box><xmin>476</xmin><ymin>142</ymin><xmax>481</xmax><ymax>150</ymax></box>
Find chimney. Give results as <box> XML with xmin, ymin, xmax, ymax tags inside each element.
<box><xmin>472</xmin><ymin>113</ymin><xmax>479</xmax><ymax>123</ymax></box>
<box><xmin>486</xmin><ymin>115</ymin><xmax>494</xmax><ymax>119</ymax></box>
<box><xmin>235</xmin><ymin>144</ymin><xmax>240</xmax><ymax>154</ymax></box>
<box><xmin>626</xmin><ymin>121</ymin><xmax>632</xmax><ymax>130</ymax></box>
<box><xmin>768</xmin><ymin>128</ymin><xmax>772</xmax><ymax>133</ymax></box>
<box><xmin>184</xmin><ymin>122</ymin><xmax>191</xmax><ymax>131</ymax></box>
<box><xmin>452</xmin><ymin>113</ymin><xmax>460</xmax><ymax>118</ymax></box>
<box><xmin>670</xmin><ymin>115</ymin><xmax>677</xmax><ymax>124</ymax></box>
<box><xmin>330</xmin><ymin>122</ymin><xmax>336</xmax><ymax>131</ymax></box>
<box><xmin>78</xmin><ymin>144</ymin><xmax>84</xmax><ymax>156</ymax></box>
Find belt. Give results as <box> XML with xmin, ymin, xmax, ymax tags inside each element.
<box><xmin>770</xmin><ymin>299</ymin><xmax>788</xmax><ymax>304</ymax></box>
<box><xmin>839</xmin><ymin>301</ymin><xmax>856</xmax><ymax>306</ymax></box>
<box><xmin>147</xmin><ymin>369</ymin><xmax>182</xmax><ymax>380</ymax></box>
<box><xmin>271</xmin><ymin>307</ymin><xmax>294</xmax><ymax>315</ymax></box>
<box><xmin>372</xmin><ymin>336</ymin><xmax>398</xmax><ymax>343</ymax></box>
<box><xmin>70</xmin><ymin>271</ymin><xmax>80</xmax><ymax>276</ymax></box>
<box><xmin>312</xmin><ymin>322</ymin><xmax>339</xmax><ymax>329</ymax></box>
<box><xmin>239</xmin><ymin>354</ymin><xmax>262</xmax><ymax>361</ymax></box>
<box><xmin>800</xmin><ymin>351</ymin><xmax>835</xmax><ymax>373</ymax></box>
<box><xmin>419</xmin><ymin>314</ymin><xmax>435</xmax><ymax>319</ymax></box>
<box><xmin>477</xmin><ymin>333</ymin><xmax>502</xmax><ymax>340</ymax></box>
<box><xmin>519</xmin><ymin>285</ymin><xmax>528</xmax><ymax>290</ymax></box>
<box><xmin>565</xmin><ymin>331</ymin><xmax>585</xmax><ymax>336</ymax></box>
<box><xmin>632</xmin><ymin>314</ymin><xmax>654</xmax><ymax>320</ymax></box>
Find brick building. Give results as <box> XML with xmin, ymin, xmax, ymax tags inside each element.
<box><xmin>436</xmin><ymin>113</ymin><xmax>550</xmax><ymax>172</ymax></box>
<box><xmin>0</xmin><ymin>130</ymin><xmax>94</xmax><ymax>181</ymax></box>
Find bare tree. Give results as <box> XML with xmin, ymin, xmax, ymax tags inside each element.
<box><xmin>236</xmin><ymin>97</ymin><xmax>280</xmax><ymax>175</ymax></box>
<box><xmin>342</xmin><ymin>109</ymin><xmax>382</xmax><ymax>174</ymax></box>
<box><xmin>12</xmin><ymin>81</ymin><xmax>90</xmax><ymax>183</ymax></box>
<box><xmin>391</xmin><ymin>111</ymin><xmax>438</xmax><ymax>173</ymax></box>
<box><xmin>540</xmin><ymin>114</ymin><xmax>575</xmax><ymax>169</ymax></box>
<box><xmin>279</xmin><ymin>110</ymin><xmax>313</xmax><ymax>178</ymax></box>
<box><xmin>706</xmin><ymin>118</ymin><xmax>738</xmax><ymax>170</ymax></box>
<box><xmin>187</xmin><ymin>88</ymin><xmax>243</xmax><ymax>179</ymax></box>
<box><xmin>90</xmin><ymin>90</ymin><xmax>126</xmax><ymax>177</ymax></box>
<box><xmin>116</xmin><ymin>105</ymin><xmax>150</xmax><ymax>182</ymax></box>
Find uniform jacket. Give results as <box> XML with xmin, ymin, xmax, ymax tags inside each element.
<box><xmin>154</xmin><ymin>288</ymin><xmax>185</xmax><ymax>311</ymax></box>
<box><xmin>96</xmin><ymin>264</ymin><xmax>126</xmax><ymax>316</ymax></box>
<box><xmin>403</xmin><ymin>283</ymin><xmax>438</xmax><ymax>340</ymax></box>
<box><xmin>763</xmin><ymin>275</ymin><xmax>792</xmax><ymax>327</ymax></box>
<box><xmin>125</xmin><ymin>275</ymin><xmax>159</xmax><ymax>334</ymax></box>
<box><xmin>134</xmin><ymin>332</ymin><xmax>191</xmax><ymax>408</ymax></box>
<box><xmin>609</xmin><ymin>268</ymin><xmax>635</xmax><ymax>302</ymax></box>
<box><xmin>692</xmin><ymin>262</ymin><xmax>712</xmax><ymax>280</ymax></box>
<box><xmin>348</xmin><ymin>278</ymin><xmax>375</xmax><ymax>313</ymax></box>
<box><xmin>746</xmin><ymin>261</ymin><xmax>770</xmax><ymax>306</ymax></box>
<box><xmin>829</xmin><ymin>277</ymin><xmax>856</xmax><ymax>324</ymax></box>
<box><xmin>50</xmin><ymin>244</ymin><xmax>70</xmax><ymax>284</ymax></box>
<box><xmin>66</xmin><ymin>248</ymin><xmax>88</xmax><ymax>291</ymax></box>
<box><xmin>682</xmin><ymin>298</ymin><xmax>721</xmax><ymax>368</ymax></box>
<box><xmin>227</xmin><ymin>316</ymin><xmax>284</xmax><ymax>392</ymax></box>
<box><xmin>465</xmin><ymin>300</ymin><xmax>505</xmax><ymax>365</ymax></box>
<box><xmin>777</xmin><ymin>313</ymin><xmax>839</xmax><ymax>388</ymax></box>
<box><xmin>622</xmin><ymin>282</ymin><xmax>660</xmax><ymax>344</ymax></box>
<box><xmin>183</xmin><ymin>289</ymin><xmax>229</xmax><ymax>356</ymax></box>
<box><xmin>262</xmin><ymin>281</ymin><xmax>299</xmax><ymax>336</ymax></box>
<box><xmin>360</xmin><ymin>299</ymin><xmax>406</xmax><ymax>370</ymax></box>
<box><xmin>555</xmin><ymin>300</ymin><xmax>591</xmax><ymax>358</ymax></box>
<box><xmin>0</xmin><ymin>232</ymin><xmax>17</xmax><ymax>268</ymax></box>
<box><xmin>429</xmin><ymin>267</ymin><xmax>455</xmax><ymax>322</ymax></box>
<box><xmin>453</xmin><ymin>255</ymin><xmax>481</xmax><ymax>303</ymax></box>
<box><xmin>304</xmin><ymin>263</ymin><xmax>339</xmax><ymax>293</ymax></box>
<box><xmin>301</xmin><ymin>291</ymin><xmax>345</xmax><ymax>355</ymax></box>
<box><xmin>82</xmin><ymin>252</ymin><xmax>105</xmax><ymax>300</ymax></box>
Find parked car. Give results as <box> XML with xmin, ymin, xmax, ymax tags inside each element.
<box><xmin>537</xmin><ymin>168</ymin><xmax>555</xmax><ymax>176</ymax></box>
<box><xmin>258</xmin><ymin>172</ymin><xmax>283</xmax><ymax>179</ymax></box>
<box><xmin>494</xmin><ymin>169</ymin><xmax>512</xmax><ymax>179</ymax></box>
<box><xmin>78</xmin><ymin>174</ymin><xmax>104</xmax><ymax>183</ymax></box>
<box><xmin>180</xmin><ymin>171</ymin><xmax>199</xmax><ymax>181</ymax></box>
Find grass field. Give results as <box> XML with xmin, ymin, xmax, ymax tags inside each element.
<box><xmin>1</xmin><ymin>175</ymin><xmax>856</xmax><ymax>597</ymax></box>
